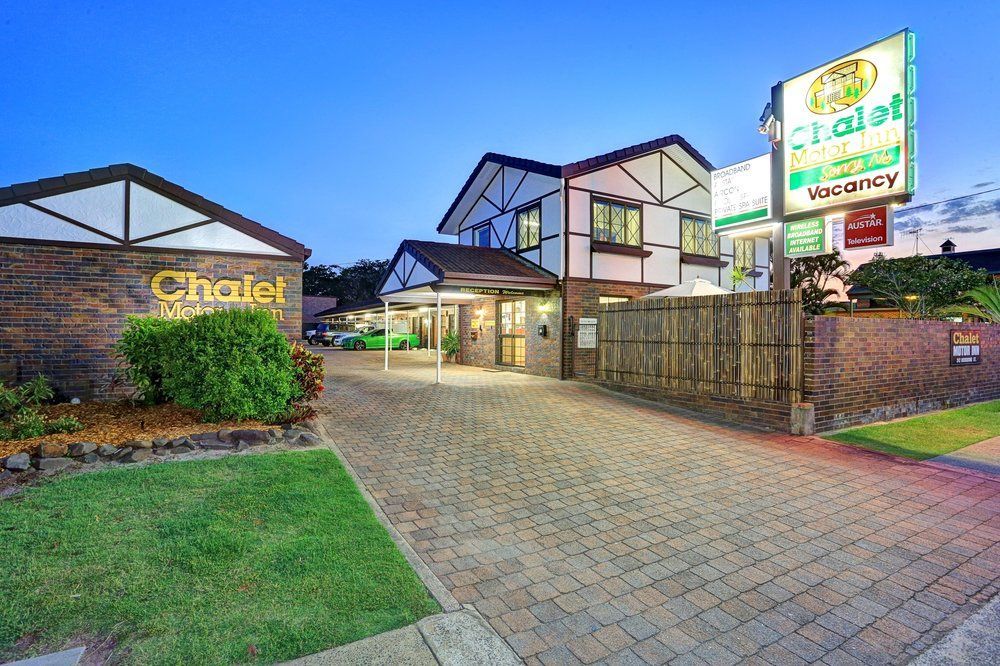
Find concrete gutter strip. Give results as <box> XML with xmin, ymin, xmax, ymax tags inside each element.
<box><xmin>2</xmin><ymin>647</ymin><xmax>85</xmax><ymax>666</ymax></box>
<box><xmin>911</xmin><ymin>594</ymin><xmax>1000</xmax><ymax>665</ymax></box>
<box><xmin>313</xmin><ymin>422</ymin><xmax>461</xmax><ymax>613</ymax></box>
<box><xmin>279</xmin><ymin>610</ymin><xmax>521</xmax><ymax>665</ymax></box>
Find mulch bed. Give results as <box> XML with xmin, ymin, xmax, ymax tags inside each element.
<box><xmin>0</xmin><ymin>402</ymin><xmax>266</xmax><ymax>459</ymax></box>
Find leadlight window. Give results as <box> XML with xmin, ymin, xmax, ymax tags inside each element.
<box><xmin>734</xmin><ymin>237</ymin><xmax>755</xmax><ymax>269</ymax></box>
<box><xmin>517</xmin><ymin>205</ymin><xmax>541</xmax><ymax>251</ymax></box>
<box><xmin>681</xmin><ymin>215</ymin><xmax>719</xmax><ymax>257</ymax></box>
<box><xmin>592</xmin><ymin>198</ymin><xmax>641</xmax><ymax>247</ymax></box>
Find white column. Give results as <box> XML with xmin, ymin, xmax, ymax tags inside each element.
<box><xmin>384</xmin><ymin>300</ymin><xmax>390</xmax><ymax>370</ymax></box>
<box><xmin>435</xmin><ymin>293</ymin><xmax>442</xmax><ymax>384</ymax></box>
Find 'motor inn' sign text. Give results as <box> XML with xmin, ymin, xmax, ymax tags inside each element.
<box><xmin>150</xmin><ymin>270</ymin><xmax>288</xmax><ymax>320</ymax></box>
<box><xmin>781</xmin><ymin>30</ymin><xmax>916</xmax><ymax>216</ymax></box>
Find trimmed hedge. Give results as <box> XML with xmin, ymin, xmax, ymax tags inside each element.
<box><xmin>116</xmin><ymin>309</ymin><xmax>320</xmax><ymax>422</ymax></box>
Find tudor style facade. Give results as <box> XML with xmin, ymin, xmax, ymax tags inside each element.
<box><xmin>0</xmin><ymin>164</ymin><xmax>309</xmax><ymax>397</ymax></box>
<box><xmin>326</xmin><ymin>134</ymin><xmax>774</xmax><ymax>380</ymax></box>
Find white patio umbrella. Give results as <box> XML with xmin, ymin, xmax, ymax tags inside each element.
<box><xmin>641</xmin><ymin>278</ymin><xmax>733</xmax><ymax>299</ymax></box>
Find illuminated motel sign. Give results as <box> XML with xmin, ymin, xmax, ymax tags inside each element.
<box><xmin>780</xmin><ymin>30</ymin><xmax>916</xmax><ymax>217</ymax></box>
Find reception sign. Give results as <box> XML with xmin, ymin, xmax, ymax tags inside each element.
<box><xmin>712</xmin><ymin>154</ymin><xmax>771</xmax><ymax>232</ymax></box>
<box><xmin>781</xmin><ymin>30</ymin><xmax>916</xmax><ymax>216</ymax></box>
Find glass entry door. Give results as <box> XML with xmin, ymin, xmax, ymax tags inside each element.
<box><xmin>497</xmin><ymin>300</ymin><xmax>526</xmax><ymax>367</ymax></box>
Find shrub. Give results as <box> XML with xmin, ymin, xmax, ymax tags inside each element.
<box><xmin>116</xmin><ymin>308</ymin><xmax>318</xmax><ymax>422</ymax></box>
<box><xmin>282</xmin><ymin>344</ymin><xmax>326</xmax><ymax>423</ymax></box>
<box><xmin>441</xmin><ymin>331</ymin><xmax>460</xmax><ymax>357</ymax></box>
<box><xmin>161</xmin><ymin>309</ymin><xmax>298</xmax><ymax>422</ymax></box>
<box><xmin>115</xmin><ymin>316</ymin><xmax>178</xmax><ymax>403</ymax></box>
<box><xmin>0</xmin><ymin>375</ymin><xmax>83</xmax><ymax>441</ymax></box>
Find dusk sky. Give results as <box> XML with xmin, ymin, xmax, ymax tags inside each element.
<box><xmin>2</xmin><ymin>1</ymin><xmax>997</xmax><ymax>268</ymax></box>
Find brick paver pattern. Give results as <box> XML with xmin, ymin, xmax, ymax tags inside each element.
<box><xmin>317</xmin><ymin>350</ymin><xmax>1000</xmax><ymax>665</ymax></box>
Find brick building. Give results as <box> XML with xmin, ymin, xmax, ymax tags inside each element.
<box><xmin>324</xmin><ymin>135</ymin><xmax>773</xmax><ymax>380</ymax></box>
<box><xmin>0</xmin><ymin>164</ymin><xmax>309</xmax><ymax>398</ymax></box>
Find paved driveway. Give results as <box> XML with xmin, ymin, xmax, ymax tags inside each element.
<box><xmin>317</xmin><ymin>349</ymin><xmax>1000</xmax><ymax>665</ymax></box>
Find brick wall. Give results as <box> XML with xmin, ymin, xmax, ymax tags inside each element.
<box><xmin>805</xmin><ymin>317</ymin><xmax>1000</xmax><ymax>432</ymax></box>
<box><xmin>562</xmin><ymin>279</ymin><xmax>659</xmax><ymax>379</ymax></box>
<box><xmin>458</xmin><ymin>292</ymin><xmax>562</xmax><ymax>379</ymax></box>
<box><xmin>0</xmin><ymin>242</ymin><xmax>302</xmax><ymax>398</ymax></box>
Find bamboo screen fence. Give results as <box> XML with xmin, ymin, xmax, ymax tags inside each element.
<box><xmin>597</xmin><ymin>289</ymin><xmax>804</xmax><ymax>404</ymax></box>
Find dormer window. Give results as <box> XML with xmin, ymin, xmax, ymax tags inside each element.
<box><xmin>681</xmin><ymin>214</ymin><xmax>719</xmax><ymax>257</ymax></box>
<box><xmin>516</xmin><ymin>204</ymin><xmax>541</xmax><ymax>251</ymax></box>
<box><xmin>592</xmin><ymin>198</ymin><xmax>641</xmax><ymax>247</ymax></box>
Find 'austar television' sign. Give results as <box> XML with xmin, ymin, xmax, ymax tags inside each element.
<box><xmin>780</xmin><ymin>30</ymin><xmax>916</xmax><ymax>216</ymax></box>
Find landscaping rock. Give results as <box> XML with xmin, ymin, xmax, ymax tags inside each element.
<box><xmin>122</xmin><ymin>448</ymin><xmax>152</xmax><ymax>464</ymax></box>
<box><xmin>198</xmin><ymin>439</ymin><xmax>232</xmax><ymax>450</ymax></box>
<box><xmin>190</xmin><ymin>432</ymin><xmax>218</xmax><ymax>442</ymax></box>
<box><xmin>127</xmin><ymin>440</ymin><xmax>154</xmax><ymax>450</ymax></box>
<box><xmin>217</xmin><ymin>428</ymin><xmax>233</xmax><ymax>441</ymax></box>
<box><xmin>152</xmin><ymin>437</ymin><xmax>170</xmax><ymax>448</ymax></box>
<box><xmin>170</xmin><ymin>436</ymin><xmax>194</xmax><ymax>448</ymax></box>
<box><xmin>170</xmin><ymin>444</ymin><xmax>195</xmax><ymax>455</ymax></box>
<box><xmin>35</xmin><ymin>457</ymin><xmax>73</xmax><ymax>472</ymax></box>
<box><xmin>5</xmin><ymin>453</ymin><xmax>31</xmax><ymax>471</ymax></box>
<box><xmin>82</xmin><ymin>453</ymin><xmax>100</xmax><ymax>464</ymax></box>
<box><xmin>235</xmin><ymin>441</ymin><xmax>250</xmax><ymax>452</ymax></box>
<box><xmin>0</xmin><ymin>469</ymin><xmax>11</xmax><ymax>482</ymax></box>
<box><xmin>283</xmin><ymin>429</ymin><xmax>304</xmax><ymax>444</ymax></box>
<box><xmin>111</xmin><ymin>447</ymin><xmax>134</xmax><ymax>461</ymax></box>
<box><xmin>232</xmin><ymin>429</ymin><xmax>269</xmax><ymax>443</ymax></box>
<box><xmin>68</xmin><ymin>442</ymin><xmax>98</xmax><ymax>457</ymax></box>
<box><xmin>268</xmin><ymin>428</ymin><xmax>283</xmax><ymax>440</ymax></box>
<box><xmin>298</xmin><ymin>432</ymin><xmax>322</xmax><ymax>447</ymax></box>
<box><xmin>98</xmin><ymin>445</ymin><xmax>119</xmax><ymax>457</ymax></box>
<box><xmin>38</xmin><ymin>442</ymin><xmax>69</xmax><ymax>458</ymax></box>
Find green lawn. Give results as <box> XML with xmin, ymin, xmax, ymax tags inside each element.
<box><xmin>827</xmin><ymin>400</ymin><xmax>1000</xmax><ymax>461</ymax></box>
<box><xmin>0</xmin><ymin>450</ymin><xmax>439</xmax><ymax>665</ymax></box>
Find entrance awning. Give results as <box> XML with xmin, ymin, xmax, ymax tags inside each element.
<box><xmin>329</xmin><ymin>240</ymin><xmax>558</xmax><ymax>383</ymax></box>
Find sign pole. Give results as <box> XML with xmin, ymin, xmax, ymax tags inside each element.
<box><xmin>770</xmin><ymin>81</ymin><xmax>791</xmax><ymax>290</ymax></box>
<box><xmin>383</xmin><ymin>300</ymin><xmax>390</xmax><ymax>370</ymax></box>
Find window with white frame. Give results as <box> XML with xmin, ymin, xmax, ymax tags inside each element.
<box><xmin>680</xmin><ymin>214</ymin><xmax>719</xmax><ymax>257</ymax></box>
<box><xmin>474</xmin><ymin>225</ymin><xmax>491</xmax><ymax>248</ymax></box>
<box><xmin>516</xmin><ymin>205</ymin><xmax>541</xmax><ymax>251</ymax></box>
<box><xmin>592</xmin><ymin>198</ymin><xmax>641</xmax><ymax>247</ymax></box>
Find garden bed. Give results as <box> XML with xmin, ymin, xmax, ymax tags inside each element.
<box><xmin>0</xmin><ymin>449</ymin><xmax>439</xmax><ymax>663</ymax></box>
<box><xmin>0</xmin><ymin>401</ymin><xmax>266</xmax><ymax>459</ymax></box>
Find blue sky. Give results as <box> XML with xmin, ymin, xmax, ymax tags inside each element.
<box><xmin>2</xmin><ymin>1</ymin><xmax>998</xmax><ymax>266</ymax></box>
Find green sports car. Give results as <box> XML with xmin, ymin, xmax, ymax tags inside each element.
<box><xmin>342</xmin><ymin>328</ymin><xmax>420</xmax><ymax>351</ymax></box>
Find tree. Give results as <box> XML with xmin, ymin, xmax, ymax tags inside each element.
<box><xmin>302</xmin><ymin>259</ymin><xmax>390</xmax><ymax>305</ymax></box>
<box><xmin>847</xmin><ymin>254</ymin><xmax>990</xmax><ymax>319</ymax></box>
<box><xmin>790</xmin><ymin>250</ymin><xmax>850</xmax><ymax>315</ymax></box>
<box><xmin>942</xmin><ymin>278</ymin><xmax>1000</xmax><ymax>323</ymax></box>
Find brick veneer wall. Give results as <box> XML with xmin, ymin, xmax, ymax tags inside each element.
<box><xmin>805</xmin><ymin>317</ymin><xmax>1000</xmax><ymax>432</ymax></box>
<box><xmin>458</xmin><ymin>291</ymin><xmax>562</xmax><ymax>379</ymax></box>
<box><xmin>0</xmin><ymin>242</ymin><xmax>303</xmax><ymax>399</ymax></box>
<box><xmin>562</xmin><ymin>279</ymin><xmax>659</xmax><ymax>379</ymax></box>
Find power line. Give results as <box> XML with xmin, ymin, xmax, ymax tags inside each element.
<box><xmin>900</xmin><ymin>186</ymin><xmax>1000</xmax><ymax>213</ymax></box>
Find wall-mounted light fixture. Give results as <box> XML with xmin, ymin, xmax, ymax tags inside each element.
<box><xmin>537</xmin><ymin>301</ymin><xmax>552</xmax><ymax>314</ymax></box>
<box><xmin>475</xmin><ymin>307</ymin><xmax>486</xmax><ymax>317</ymax></box>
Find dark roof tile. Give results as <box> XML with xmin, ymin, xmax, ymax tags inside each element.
<box><xmin>405</xmin><ymin>239</ymin><xmax>557</xmax><ymax>280</ymax></box>
<box><xmin>562</xmin><ymin>134</ymin><xmax>715</xmax><ymax>177</ymax></box>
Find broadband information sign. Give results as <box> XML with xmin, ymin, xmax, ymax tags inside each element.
<box><xmin>785</xmin><ymin>218</ymin><xmax>827</xmax><ymax>257</ymax></box>
<box><xmin>780</xmin><ymin>30</ymin><xmax>916</xmax><ymax>216</ymax></box>
<box><xmin>711</xmin><ymin>154</ymin><xmax>771</xmax><ymax>232</ymax></box>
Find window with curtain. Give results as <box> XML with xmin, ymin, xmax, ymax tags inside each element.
<box><xmin>733</xmin><ymin>237</ymin><xmax>755</xmax><ymax>269</ymax></box>
<box><xmin>516</xmin><ymin>205</ymin><xmax>541</xmax><ymax>251</ymax></box>
<box><xmin>680</xmin><ymin>215</ymin><xmax>719</xmax><ymax>257</ymax></box>
<box><xmin>592</xmin><ymin>198</ymin><xmax>641</xmax><ymax>247</ymax></box>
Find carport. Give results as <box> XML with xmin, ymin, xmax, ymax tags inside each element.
<box><xmin>326</xmin><ymin>240</ymin><xmax>557</xmax><ymax>383</ymax></box>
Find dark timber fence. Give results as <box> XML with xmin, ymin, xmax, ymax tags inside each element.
<box><xmin>596</xmin><ymin>290</ymin><xmax>804</xmax><ymax>416</ymax></box>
